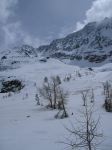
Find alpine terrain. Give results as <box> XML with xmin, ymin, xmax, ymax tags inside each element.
<box><xmin>0</xmin><ymin>18</ymin><xmax>112</xmax><ymax>150</ymax></box>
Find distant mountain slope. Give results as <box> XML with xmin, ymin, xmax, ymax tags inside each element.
<box><xmin>0</xmin><ymin>45</ymin><xmax>38</xmax><ymax>71</ymax></box>
<box><xmin>0</xmin><ymin>17</ymin><xmax>112</xmax><ymax>69</ymax></box>
<box><xmin>37</xmin><ymin>17</ymin><xmax>112</xmax><ymax>64</ymax></box>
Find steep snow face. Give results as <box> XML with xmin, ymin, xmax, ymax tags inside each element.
<box><xmin>37</xmin><ymin>17</ymin><xmax>112</xmax><ymax>64</ymax></box>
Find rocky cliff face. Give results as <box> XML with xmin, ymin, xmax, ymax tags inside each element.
<box><xmin>37</xmin><ymin>17</ymin><xmax>112</xmax><ymax>64</ymax></box>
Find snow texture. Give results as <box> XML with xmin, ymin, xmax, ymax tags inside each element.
<box><xmin>0</xmin><ymin>58</ymin><xmax>112</xmax><ymax>150</ymax></box>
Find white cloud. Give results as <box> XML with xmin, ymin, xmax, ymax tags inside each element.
<box><xmin>2</xmin><ymin>21</ymin><xmax>48</xmax><ymax>49</ymax></box>
<box><xmin>76</xmin><ymin>0</ymin><xmax>112</xmax><ymax>30</ymax></box>
<box><xmin>0</xmin><ymin>0</ymin><xmax>18</xmax><ymax>23</ymax></box>
<box><xmin>0</xmin><ymin>0</ymin><xmax>46</xmax><ymax>49</ymax></box>
<box><xmin>2</xmin><ymin>22</ymin><xmax>22</xmax><ymax>48</ymax></box>
<box><xmin>23</xmin><ymin>34</ymin><xmax>49</xmax><ymax>48</ymax></box>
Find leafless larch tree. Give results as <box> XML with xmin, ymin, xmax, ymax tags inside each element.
<box><xmin>63</xmin><ymin>96</ymin><xmax>102</xmax><ymax>150</ymax></box>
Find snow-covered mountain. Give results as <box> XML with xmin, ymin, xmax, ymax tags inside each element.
<box><xmin>0</xmin><ymin>45</ymin><xmax>38</xmax><ymax>71</ymax></box>
<box><xmin>1</xmin><ymin>17</ymin><xmax>112</xmax><ymax>70</ymax></box>
<box><xmin>37</xmin><ymin>17</ymin><xmax>112</xmax><ymax>64</ymax></box>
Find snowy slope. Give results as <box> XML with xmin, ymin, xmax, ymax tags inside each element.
<box><xmin>0</xmin><ymin>45</ymin><xmax>38</xmax><ymax>71</ymax></box>
<box><xmin>37</xmin><ymin>17</ymin><xmax>112</xmax><ymax>65</ymax></box>
<box><xmin>0</xmin><ymin>58</ymin><xmax>112</xmax><ymax>150</ymax></box>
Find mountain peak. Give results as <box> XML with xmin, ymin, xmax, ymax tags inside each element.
<box><xmin>37</xmin><ymin>17</ymin><xmax>112</xmax><ymax>65</ymax></box>
<box><xmin>97</xmin><ymin>17</ymin><xmax>112</xmax><ymax>29</ymax></box>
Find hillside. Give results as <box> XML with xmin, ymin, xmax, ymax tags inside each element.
<box><xmin>37</xmin><ymin>17</ymin><xmax>112</xmax><ymax>65</ymax></box>
<box><xmin>0</xmin><ymin>58</ymin><xmax>112</xmax><ymax>150</ymax></box>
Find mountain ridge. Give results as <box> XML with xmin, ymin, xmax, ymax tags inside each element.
<box><xmin>0</xmin><ymin>17</ymin><xmax>112</xmax><ymax>69</ymax></box>
<box><xmin>36</xmin><ymin>17</ymin><xmax>112</xmax><ymax>64</ymax></box>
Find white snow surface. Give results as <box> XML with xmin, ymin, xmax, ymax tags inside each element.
<box><xmin>0</xmin><ymin>58</ymin><xmax>112</xmax><ymax>150</ymax></box>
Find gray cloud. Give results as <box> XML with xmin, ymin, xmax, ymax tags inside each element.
<box><xmin>76</xmin><ymin>0</ymin><xmax>112</xmax><ymax>30</ymax></box>
<box><xmin>0</xmin><ymin>0</ymin><xmax>18</xmax><ymax>49</ymax></box>
<box><xmin>2</xmin><ymin>22</ymin><xmax>49</xmax><ymax>48</ymax></box>
<box><xmin>0</xmin><ymin>0</ymin><xmax>47</xmax><ymax>49</ymax></box>
<box><xmin>0</xmin><ymin>0</ymin><xmax>18</xmax><ymax>23</ymax></box>
<box><xmin>0</xmin><ymin>0</ymin><xmax>93</xmax><ymax>49</ymax></box>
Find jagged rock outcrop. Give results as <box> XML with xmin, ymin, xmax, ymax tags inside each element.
<box><xmin>37</xmin><ymin>17</ymin><xmax>112</xmax><ymax>64</ymax></box>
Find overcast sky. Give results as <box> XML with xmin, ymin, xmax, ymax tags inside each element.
<box><xmin>0</xmin><ymin>0</ymin><xmax>112</xmax><ymax>49</ymax></box>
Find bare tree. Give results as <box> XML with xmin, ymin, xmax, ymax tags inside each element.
<box><xmin>58</xmin><ymin>88</ymin><xmax>68</xmax><ymax>117</ymax></box>
<box><xmin>35</xmin><ymin>93</ymin><xmax>40</xmax><ymax>105</ymax></box>
<box><xmin>39</xmin><ymin>75</ymin><xmax>62</xmax><ymax>109</ymax></box>
<box><xmin>90</xmin><ymin>89</ymin><xmax>95</xmax><ymax>103</ymax></box>
<box><xmin>102</xmin><ymin>81</ymin><xmax>111</xmax><ymax>98</ymax></box>
<box><xmin>76</xmin><ymin>70</ymin><xmax>81</xmax><ymax>77</ymax></box>
<box><xmin>105</xmin><ymin>89</ymin><xmax>112</xmax><ymax>112</ymax></box>
<box><xmin>44</xmin><ymin>77</ymin><xmax>48</xmax><ymax>83</ymax></box>
<box><xmin>80</xmin><ymin>89</ymin><xmax>89</xmax><ymax>106</ymax></box>
<box><xmin>63</xmin><ymin>103</ymin><xmax>102</xmax><ymax>150</ymax></box>
<box><xmin>39</xmin><ymin>81</ymin><xmax>53</xmax><ymax>108</ymax></box>
<box><xmin>102</xmin><ymin>81</ymin><xmax>112</xmax><ymax>112</ymax></box>
<box><xmin>39</xmin><ymin>75</ymin><xmax>69</xmax><ymax>115</ymax></box>
<box><xmin>63</xmin><ymin>74</ymin><xmax>71</xmax><ymax>82</ymax></box>
<box><xmin>56</xmin><ymin>75</ymin><xmax>61</xmax><ymax>85</ymax></box>
<box><xmin>51</xmin><ymin>76</ymin><xmax>60</xmax><ymax>109</ymax></box>
<box><xmin>55</xmin><ymin>87</ymin><xmax>69</xmax><ymax>119</ymax></box>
